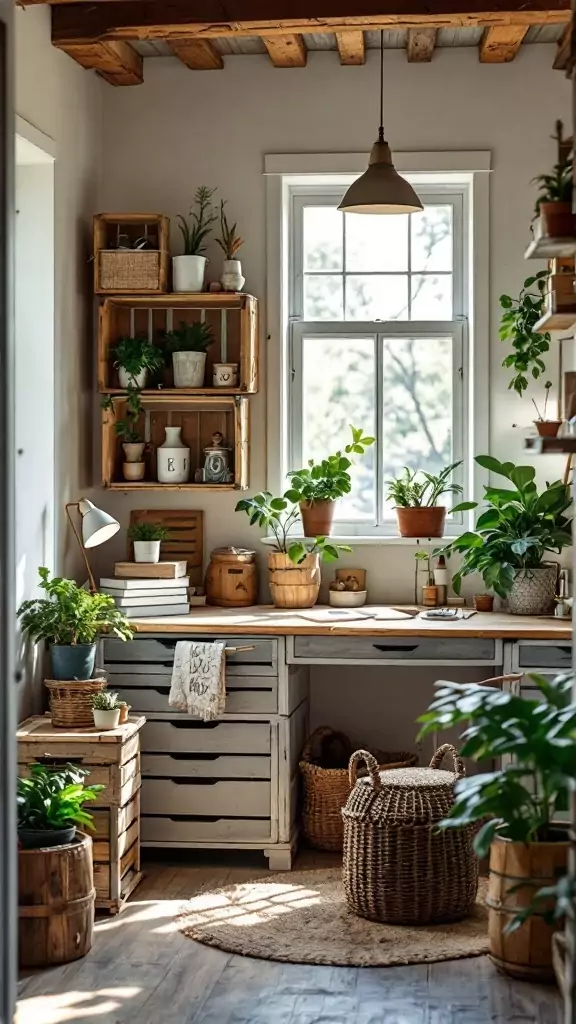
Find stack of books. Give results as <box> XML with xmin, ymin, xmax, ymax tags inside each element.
<box><xmin>101</xmin><ymin>561</ymin><xmax>190</xmax><ymax>617</ymax></box>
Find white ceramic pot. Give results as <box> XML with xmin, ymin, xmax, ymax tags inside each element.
<box><xmin>122</xmin><ymin>461</ymin><xmax>145</xmax><ymax>481</ymax></box>
<box><xmin>93</xmin><ymin>708</ymin><xmax>120</xmax><ymax>730</ymax></box>
<box><xmin>172</xmin><ymin>351</ymin><xmax>206</xmax><ymax>388</ymax></box>
<box><xmin>123</xmin><ymin>442</ymin><xmax>145</xmax><ymax>463</ymax></box>
<box><xmin>328</xmin><ymin>589</ymin><xmax>368</xmax><ymax>608</ymax></box>
<box><xmin>118</xmin><ymin>367</ymin><xmax>147</xmax><ymax>389</ymax></box>
<box><xmin>133</xmin><ymin>539</ymin><xmax>161</xmax><ymax>563</ymax></box>
<box><xmin>213</xmin><ymin>362</ymin><xmax>238</xmax><ymax>388</ymax></box>
<box><xmin>157</xmin><ymin>426</ymin><xmax>190</xmax><ymax>484</ymax></box>
<box><xmin>172</xmin><ymin>255</ymin><xmax>207</xmax><ymax>293</ymax></box>
<box><xmin>220</xmin><ymin>259</ymin><xmax>245</xmax><ymax>292</ymax></box>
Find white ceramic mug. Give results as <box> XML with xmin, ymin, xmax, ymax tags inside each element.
<box><xmin>213</xmin><ymin>362</ymin><xmax>238</xmax><ymax>388</ymax></box>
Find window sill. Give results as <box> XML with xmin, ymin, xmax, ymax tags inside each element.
<box><xmin>260</xmin><ymin>536</ymin><xmax>455</xmax><ymax>547</ymax></box>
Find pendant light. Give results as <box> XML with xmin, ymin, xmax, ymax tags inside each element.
<box><xmin>338</xmin><ymin>31</ymin><xmax>423</xmax><ymax>215</ymax></box>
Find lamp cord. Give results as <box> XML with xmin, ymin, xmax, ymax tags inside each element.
<box><xmin>379</xmin><ymin>29</ymin><xmax>384</xmax><ymax>142</ymax></box>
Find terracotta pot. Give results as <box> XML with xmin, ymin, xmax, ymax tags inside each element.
<box><xmin>422</xmin><ymin>585</ymin><xmax>438</xmax><ymax>607</ymax></box>
<box><xmin>473</xmin><ymin>594</ymin><xmax>494</xmax><ymax>612</ymax></box>
<box><xmin>487</xmin><ymin>834</ymin><xmax>568</xmax><ymax>981</ymax></box>
<box><xmin>268</xmin><ymin>551</ymin><xmax>320</xmax><ymax>609</ymax></box>
<box><xmin>534</xmin><ymin>420</ymin><xmax>562</xmax><ymax>438</ymax></box>
<box><xmin>300</xmin><ymin>500</ymin><xmax>336</xmax><ymax>538</ymax></box>
<box><xmin>396</xmin><ymin>506</ymin><xmax>446</xmax><ymax>538</ymax></box>
<box><xmin>538</xmin><ymin>202</ymin><xmax>576</xmax><ymax>240</ymax></box>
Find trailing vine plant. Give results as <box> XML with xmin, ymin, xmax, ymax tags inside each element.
<box><xmin>499</xmin><ymin>271</ymin><xmax>551</xmax><ymax>396</ymax></box>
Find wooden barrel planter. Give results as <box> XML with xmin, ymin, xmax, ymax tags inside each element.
<box><xmin>18</xmin><ymin>832</ymin><xmax>95</xmax><ymax>967</ymax></box>
<box><xmin>486</xmin><ymin>835</ymin><xmax>568</xmax><ymax>981</ymax></box>
<box><xmin>268</xmin><ymin>552</ymin><xmax>320</xmax><ymax>609</ymax></box>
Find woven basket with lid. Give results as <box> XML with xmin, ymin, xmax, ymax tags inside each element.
<box><xmin>342</xmin><ymin>744</ymin><xmax>478</xmax><ymax>925</ymax></box>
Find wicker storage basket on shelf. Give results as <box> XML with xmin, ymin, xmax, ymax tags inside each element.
<box><xmin>98</xmin><ymin>250</ymin><xmax>163</xmax><ymax>293</ymax></box>
<box><xmin>342</xmin><ymin>744</ymin><xmax>478</xmax><ymax>924</ymax></box>
<box><xmin>299</xmin><ymin>726</ymin><xmax>417</xmax><ymax>852</ymax></box>
<box><xmin>45</xmin><ymin>679</ymin><xmax>107</xmax><ymax>728</ymax></box>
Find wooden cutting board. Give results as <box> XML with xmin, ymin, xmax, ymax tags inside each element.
<box><xmin>127</xmin><ymin>509</ymin><xmax>204</xmax><ymax>587</ymax></box>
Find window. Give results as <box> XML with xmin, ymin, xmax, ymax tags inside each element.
<box><xmin>286</xmin><ymin>180</ymin><xmax>470</xmax><ymax>536</ymax></box>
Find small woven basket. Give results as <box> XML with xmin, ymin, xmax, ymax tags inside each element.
<box><xmin>45</xmin><ymin>678</ymin><xmax>107</xmax><ymax>728</ymax></box>
<box><xmin>299</xmin><ymin>726</ymin><xmax>417</xmax><ymax>852</ymax></box>
<box><xmin>98</xmin><ymin>250</ymin><xmax>162</xmax><ymax>292</ymax></box>
<box><xmin>342</xmin><ymin>744</ymin><xmax>478</xmax><ymax>925</ymax></box>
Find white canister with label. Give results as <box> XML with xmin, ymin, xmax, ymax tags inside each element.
<box><xmin>157</xmin><ymin>426</ymin><xmax>190</xmax><ymax>484</ymax></box>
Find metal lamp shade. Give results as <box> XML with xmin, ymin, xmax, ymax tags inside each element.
<box><xmin>78</xmin><ymin>499</ymin><xmax>120</xmax><ymax>549</ymax></box>
<box><xmin>338</xmin><ymin>139</ymin><xmax>423</xmax><ymax>215</ymax></box>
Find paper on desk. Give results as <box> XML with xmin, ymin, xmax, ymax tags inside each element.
<box><xmin>296</xmin><ymin>608</ymin><xmax>375</xmax><ymax>623</ymax></box>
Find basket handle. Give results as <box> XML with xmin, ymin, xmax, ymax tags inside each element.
<box><xmin>429</xmin><ymin>743</ymin><xmax>466</xmax><ymax>778</ymax></box>
<box><xmin>349</xmin><ymin>750</ymin><xmax>382</xmax><ymax>791</ymax></box>
<box><xmin>300</xmin><ymin>726</ymin><xmax>350</xmax><ymax>765</ymax></box>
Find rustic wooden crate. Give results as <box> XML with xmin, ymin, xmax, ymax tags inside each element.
<box><xmin>102</xmin><ymin>393</ymin><xmax>249</xmax><ymax>491</ymax></box>
<box><xmin>127</xmin><ymin>508</ymin><xmax>204</xmax><ymax>588</ymax></box>
<box><xmin>98</xmin><ymin>293</ymin><xmax>258</xmax><ymax>393</ymax></box>
<box><xmin>94</xmin><ymin>213</ymin><xmax>169</xmax><ymax>295</ymax></box>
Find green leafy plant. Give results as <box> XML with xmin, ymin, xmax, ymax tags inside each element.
<box><xmin>101</xmin><ymin>385</ymin><xmax>144</xmax><ymax>444</ymax></box>
<box><xmin>177</xmin><ymin>185</ymin><xmax>218</xmax><ymax>256</ymax></box>
<box><xmin>18</xmin><ymin>567</ymin><xmax>133</xmax><ymax>646</ymax></box>
<box><xmin>128</xmin><ymin>522</ymin><xmax>169</xmax><ymax>542</ymax></box>
<box><xmin>18</xmin><ymin>763</ymin><xmax>104</xmax><ymax>833</ymax></box>
<box><xmin>385</xmin><ymin>461</ymin><xmax>472</xmax><ymax>512</ymax></box>
<box><xmin>532</xmin><ymin>380</ymin><xmax>555</xmax><ymax>422</ymax></box>
<box><xmin>532</xmin><ymin>133</ymin><xmax>573</xmax><ymax>216</ymax></box>
<box><xmin>163</xmin><ymin>321</ymin><xmax>214</xmax><ymax>354</ymax></box>
<box><xmin>91</xmin><ymin>690</ymin><xmax>121</xmax><ymax>711</ymax></box>
<box><xmin>444</xmin><ymin>455</ymin><xmax>572</xmax><ymax>599</ymax></box>
<box><xmin>285</xmin><ymin>426</ymin><xmax>375</xmax><ymax>505</ymax></box>
<box><xmin>235</xmin><ymin>493</ymin><xmax>351</xmax><ymax>564</ymax></box>
<box><xmin>499</xmin><ymin>273</ymin><xmax>551</xmax><ymax>396</ymax></box>
<box><xmin>216</xmin><ymin>200</ymin><xmax>243</xmax><ymax>260</ymax></box>
<box><xmin>110</xmin><ymin>336</ymin><xmax>164</xmax><ymax>378</ymax></box>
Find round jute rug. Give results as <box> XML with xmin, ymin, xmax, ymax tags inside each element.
<box><xmin>179</xmin><ymin>868</ymin><xmax>489</xmax><ymax>967</ymax></box>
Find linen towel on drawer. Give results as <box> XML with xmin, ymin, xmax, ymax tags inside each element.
<box><xmin>169</xmin><ymin>641</ymin><xmax>226</xmax><ymax>721</ymax></box>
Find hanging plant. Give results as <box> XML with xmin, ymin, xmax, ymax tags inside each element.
<box><xmin>499</xmin><ymin>271</ymin><xmax>551</xmax><ymax>396</ymax></box>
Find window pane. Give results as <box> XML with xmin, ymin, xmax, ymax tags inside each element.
<box><xmin>411</xmin><ymin>274</ymin><xmax>452</xmax><ymax>319</ymax></box>
<box><xmin>301</xmin><ymin>337</ymin><xmax>376</xmax><ymax>520</ymax></box>
<box><xmin>411</xmin><ymin>205</ymin><xmax>453</xmax><ymax>272</ymax></box>
<box><xmin>304</xmin><ymin>275</ymin><xmax>343</xmax><ymax>320</ymax></box>
<box><xmin>346</xmin><ymin>276</ymin><xmax>409</xmax><ymax>321</ymax></box>
<box><xmin>345</xmin><ymin>213</ymin><xmax>409</xmax><ymax>272</ymax></box>
<box><xmin>303</xmin><ymin>207</ymin><xmax>343</xmax><ymax>271</ymax></box>
<box><xmin>381</xmin><ymin>337</ymin><xmax>453</xmax><ymax>517</ymax></box>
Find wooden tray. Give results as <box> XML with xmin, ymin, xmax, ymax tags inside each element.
<box><xmin>127</xmin><ymin>509</ymin><xmax>203</xmax><ymax>587</ymax></box>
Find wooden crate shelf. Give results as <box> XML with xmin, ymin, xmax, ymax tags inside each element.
<box><xmin>524</xmin><ymin>435</ymin><xmax>576</xmax><ymax>454</ymax></box>
<box><xmin>94</xmin><ymin>213</ymin><xmax>169</xmax><ymax>295</ymax></box>
<box><xmin>98</xmin><ymin>293</ymin><xmax>258</xmax><ymax>394</ymax></box>
<box><xmin>102</xmin><ymin>393</ymin><xmax>249</xmax><ymax>490</ymax></box>
<box><xmin>525</xmin><ymin>235</ymin><xmax>576</xmax><ymax>260</ymax></box>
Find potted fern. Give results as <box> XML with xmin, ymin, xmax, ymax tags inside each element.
<box><xmin>532</xmin><ymin>124</ymin><xmax>574</xmax><ymax>239</ymax></box>
<box><xmin>216</xmin><ymin>199</ymin><xmax>245</xmax><ymax>292</ymax></box>
<box><xmin>128</xmin><ymin>521</ymin><xmax>169</xmax><ymax>563</ymax></box>
<box><xmin>163</xmin><ymin>321</ymin><xmax>214</xmax><ymax>388</ymax></box>
<box><xmin>18</xmin><ymin>763</ymin><xmax>104</xmax><ymax>848</ymax></box>
<box><xmin>385</xmin><ymin>461</ymin><xmax>472</xmax><ymax>538</ymax></box>
<box><xmin>91</xmin><ymin>690</ymin><xmax>122</xmax><ymax>730</ymax></box>
<box><xmin>173</xmin><ymin>185</ymin><xmax>217</xmax><ymax>292</ymax></box>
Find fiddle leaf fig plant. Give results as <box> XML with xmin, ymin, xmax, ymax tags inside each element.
<box><xmin>499</xmin><ymin>272</ymin><xmax>551</xmax><ymax>396</ymax></box>
<box><xmin>235</xmin><ymin>493</ymin><xmax>351</xmax><ymax>563</ymax></box>
<box><xmin>285</xmin><ymin>426</ymin><xmax>375</xmax><ymax>505</ymax></box>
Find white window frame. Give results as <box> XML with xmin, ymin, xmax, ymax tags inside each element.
<box><xmin>264</xmin><ymin>152</ymin><xmax>491</xmax><ymax>542</ymax></box>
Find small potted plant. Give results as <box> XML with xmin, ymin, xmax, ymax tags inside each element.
<box><xmin>385</xmin><ymin>461</ymin><xmax>473</xmax><ymax>538</ymax></box>
<box><xmin>473</xmin><ymin>593</ymin><xmax>494</xmax><ymax>612</ymax></box>
<box><xmin>128</xmin><ymin>521</ymin><xmax>169</xmax><ymax>563</ymax></box>
<box><xmin>216</xmin><ymin>199</ymin><xmax>245</xmax><ymax>292</ymax></box>
<box><xmin>110</xmin><ymin>335</ymin><xmax>164</xmax><ymax>389</ymax></box>
<box><xmin>532</xmin><ymin>124</ymin><xmax>574</xmax><ymax>239</ymax></box>
<box><xmin>235</xmin><ymin>492</ymin><xmax>350</xmax><ymax>608</ymax></box>
<box><xmin>499</xmin><ymin>272</ymin><xmax>551</xmax><ymax>396</ymax></box>
<box><xmin>532</xmin><ymin>380</ymin><xmax>562</xmax><ymax>438</ymax></box>
<box><xmin>173</xmin><ymin>185</ymin><xmax>217</xmax><ymax>292</ymax></box>
<box><xmin>102</xmin><ymin>389</ymin><xmax>145</xmax><ymax>481</ymax></box>
<box><xmin>17</xmin><ymin>762</ymin><xmax>104</xmax><ymax>849</ymax></box>
<box><xmin>163</xmin><ymin>321</ymin><xmax>214</xmax><ymax>388</ymax></box>
<box><xmin>91</xmin><ymin>689</ymin><xmax>122</xmax><ymax>730</ymax></box>
<box><xmin>18</xmin><ymin>567</ymin><xmax>132</xmax><ymax>680</ymax></box>
<box><xmin>285</xmin><ymin>426</ymin><xmax>375</xmax><ymax>537</ymax></box>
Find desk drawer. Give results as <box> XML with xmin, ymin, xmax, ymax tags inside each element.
<box><xmin>517</xmin><ymin>643</ymin><xmax>572</xmax><ymax>670</ymax></box>
<box><xmin>289</xmin><ymin>635</ymin><xmax>498</xmax><ymax>665</ymax></box>
<box><xmin>141</xmin><ymin>815</ymin><xmax>272</xmax><ymax>844</ymax></box>
<box><xmin>110</xmin><ymin>673</ymin><xmax>278</xmax><ymax>715</ymax></box>
<box><xmin>104</xmin><ymin>636</ymin><xmax>277</xmax><ymax>676</ymax></box>
<box><xmin>141</xmin><ymin>778</ymin><xmax>270</xmax><ymax>817</ymax></box>
<box><xmin>140</xmin><ymin>720</ymin><xmax>271</xmax><ymax>755</ymax></box>
<box><xmin>142</xmin><ymin>753</ymin><xmax>271</xmax><ymax>780</ymax></box>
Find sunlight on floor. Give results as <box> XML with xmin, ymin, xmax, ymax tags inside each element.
<box><xmin>95</xmin><ymin>898</ymin><xmax>183</xmax><ymax>935</ymax></box>
<box><xmin>180</xmin><ymin>881</ymin><xmax>321</xmax><ymax>930</ymax></box>
<box><xmin>16</xmin><ymin>988</ymin><xmax>141</xmax><ymax>1024</ymax></box>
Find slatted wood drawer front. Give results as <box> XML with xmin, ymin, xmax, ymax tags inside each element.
<box><xmin>141</xmin><ymin>816</ymin><xmax>272</xmax><ymax>844</ymax></box>
<box><xmin>289</xmin><ymin>635</ymin><xmax>499</xmax><ymax>665</ymax></box>
<box><xmin>142</xmin><ymin>753</ymin><xmax>271</xmax><ymax>779</ymax></box>
<box><xmin>104</xmin><ymin>636</ymin><xmax>277</xmax><ymax>676</ymax></box>
<box><xmin>141</xmin><ymin>779</ymin><xmax>270</xmax><ymax>817</ymax></box>
<box><xmin>109</xmin><ymin>672</ymin><xmax>278</xmax><ymax>715</ymax></box>
<box><xmin>517</xmin><ymin>642</ymin><xmax>572</xmax><ymax>669</ymax></box>
<box><xmin>141</xmin><ymin>720</ymin><xmax>271</xmax><ymax>755</ymax></box>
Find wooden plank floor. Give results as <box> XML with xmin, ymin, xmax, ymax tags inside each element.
<box><xmin>17</xmin><ymin>851</ymin><xmax>562</xmax><ymax>1024</ymax></box>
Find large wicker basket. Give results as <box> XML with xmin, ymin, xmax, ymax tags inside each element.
<box><xmin>342</xmin><ymin>744</ymin><xmax>478</xmax><ymax>924</ymax></box>
<box><xmin>45</xmin><ymin>679</ymin><xmax>107</xmax><ymax>728</ymax></box>
<box><xmin>98</xmin><ymin>250</ymin><xmax>164</xmax><ymax>292</ymax></box>
<box><xmin>300</xmin><ymin>726</ymin><xmax>417</xmax><ymax>852</ymax></box>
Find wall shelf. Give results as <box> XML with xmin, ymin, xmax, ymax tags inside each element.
<box><xmin>524</xmin><ymin>436</ymin><xmax>576</xmax><ymax>454</ymax></box>
<box><xmin>534</xmin><ymin>308</ymin><xmax>576</xmax><ymax>334</ymax></box>
<box><xmin>525</xmin><ymin>236</ymin><xmax>576</xmax><ymax>260</ymax></box>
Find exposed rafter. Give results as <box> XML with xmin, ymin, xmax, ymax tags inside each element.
<box><xmin>59</xmin><ymin>39</ymin><xmax>143</xmax><ymax>84</ymax></box>
<box><xmin>170</xmin><ymin>38</ymin><xmax>223</xmax><ymax>69</ymax></box>
<box><xmin>406</xmin><ymin>27</ymin><xmax>437</xmax><ymax>61</ymax></box>
<box><xmin>262</xmin><ymin>34</ymin><xmax>307</xmax><ymax>66</ymax></box>
<box><xmin>479</xmin><ymin>24</ymin><xmax>528</xmax><ymax>61</ymax></box>
<box><xmin>553</xmin><ymin>20</ymin><xmax>571</xmax><ymax>68</ymax></box>
<box><xmin>335</xmin><ymin>30</ymin><xmax>366</xmax><ymax>64</ymax></box>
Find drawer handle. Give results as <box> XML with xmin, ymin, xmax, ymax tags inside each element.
<box><xmin>558</xmin><ymin>647</ymin><xmax>572</xmax><ymax>655</ymax></box>
<box><xmin>31</xmin><ymin>755</ymin><xmax>86</xmax><ymax>766</ymax></box>
<box><xmin>169</xmin><ymin>721</ymin><xmax>219</xmax><ymax>730</ymax></box>
<box><xmin>372</xmin><ymin>644</ymin><xmax>419</xmax><ymax>653</ymax></box>
<box><xmin>167</xmin><ymin>753</ymin><xmax>219</xmax><ymax>761</ymax></box>
<box><xmin>170</xmin><ymin>778</ymin><xmax>218</xmax><ymax>786</ymax></box>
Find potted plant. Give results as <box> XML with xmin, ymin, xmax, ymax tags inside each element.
<box><xmin>110</xmin><ymin>335</ymin><xmax>164</xmax><ymax>390</ymax></box>
<box><xmin>385</xmin><ymin>461</ymin><xmax>473</xmax><ymax>538</ymax></box>
<box><xmin>418</xmin><ymin>671</ymin><xmax>575</xmax><ymax>979</ymax></box>
<box><xmin>285</xmin><ymin>426</ymin><xmax>375</xmax><ymax>537</ymax></box>
<box><xmin>128</xmin><ymin>521</ymin><xmax>169</xmax><ymax>563</ymax></box>
<box><xmin>216</xmin><ymin>199</ymin><xmax>245</xmax><ymax>292</ymax></box>
<box><xmin>102</xmin><ymin>388</ymin><xmax>145</xmax><ymax>481</ymax></box>
<box><xmin>18</xmin><ymin>567</ymin><xmax>133</xmax><ymax>680</ymax></box>
<box><xmin>235</xmin><ymin>492</ymin><xmax>351</xmax><ymax>608</ymax></box>
<box><xmin>532</xmin><ymin>380</ymin><xmax>562</xmax><ymax>438</ymax></box>
<box><xmin>91</xmin><ymin>690</ymin><xmax>122</xmax><ymax>730</ymax></box>
<box><xmin>17</xmin><ymin>762</ymin><xmax>104</xmax><ymax>849</ymax></box>
<box><xmin>473</xmin><ymin>593</ymin><xmax>494</xmax><ymax>612</ymax></box>
<box><xmin>173</xmin><ymin>185</ymin><xmax>217</xmax><ymax>292</ymax></box>
<box><xmin>532</xmin><ymin>125</ymin><xmax>574</xmax><ymax>239</ymax></box>
<box><xmin>445</xmin><ymin>455</ymin><xmax>572</xmax><ymax>615</ymax></box>
<box><xmin>163</xmin><ymin>321</ymin><xmax>214</xmax><ymax>388</ymax></box>
<box><xmin>499</xmin><ymin>272</ymin><xmax>551</xmax><ymax>396</ymax></box>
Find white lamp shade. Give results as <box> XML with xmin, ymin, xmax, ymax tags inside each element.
<box><xmin>338</xmin><ymin>139</ymin><xmax>423</xmax><ymax>215</ymax></box>
<box><xmin>78</xmin><ymin>499</ymin><xmax>120</xmax><ymax>549</ymax></box>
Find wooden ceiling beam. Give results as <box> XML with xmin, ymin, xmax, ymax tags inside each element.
<box><xmin>51</xmin><ymin>2</ymin><xmax>570</xmax><ymax>47</ymax></box>
<box><xmin>335</xmin><ymin>31</ymin><xmax>365</xmax><ymax>64</ymax></box>
<box><xmin>171</xmin><ymin>38</ymin><xmax>224</xmax><ymax>68</ymax></box>
<box><xmin>58</xmin><ymin>39</ymin><xmax>143</xmax><ymax>84</ymax></box>
<box><xmin>479</xmin><ymin>24</ymin><xmax>529</xmax><ymax>61</ymax></box>
<box><xmin>553</xmin><ymin>20</ymin><xmax>571</xmax><ymax>69</ymax></box>
<box><xmin>406</xmin><ymin>27</ymin><xmax>437</xmax><ymax>61</ymax></box>
<box><xmin>262</xmin><ymin>34</ymin><xmax>307</xmax><ymax>66</ymax></box>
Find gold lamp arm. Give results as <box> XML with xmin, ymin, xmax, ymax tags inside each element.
<box><xmin>65</xmin><ymin>502</ymin><xmax>97</xmax><ymax>594</ymax></box>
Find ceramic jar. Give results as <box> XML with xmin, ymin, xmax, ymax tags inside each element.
<box><xmin>220</xmin><ymin>259</ymin><xmax>245</xmax><ymax>292</ymax></box>
<box><xmin>172</xmin><ymin>255</ymin><xmax>207</xmax><ymax>293</ymax></box>
<box><xmin>172</xmin><ymin>351</ymin><xmax>206</xmax><ymax>388</ymax></box>
<box><xmin>133</xmin><ymin>540</ymin><xmax>161</xmax><ymax>563</ymax></box>
<box><xmin>157</xmin><ymin>426</ymin><xmax>190</xmax><ymax>484</ymax></box>
<box><xmin>213</xmin><ymin>363</ymin><xmax>238</xmax><ymax>388</ymax></box>
<box><xmin>118</xmin><ymin>367</ymin><xmax>147</xmax><ymax>389</ymax></box>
